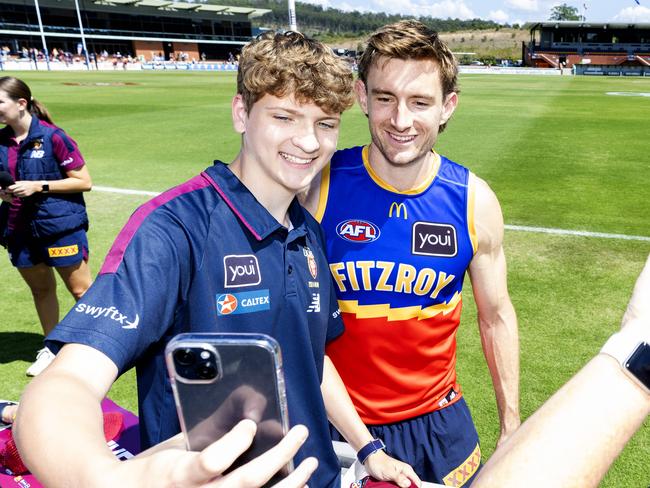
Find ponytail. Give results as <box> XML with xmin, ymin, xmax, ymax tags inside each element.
<box><xmin>0</xmin><ymin>76</ymin><xmax>55</xmax><ymax>124</ymax></box>
<box><xmin>29</xmin><ymin>98</ymin><xmax>54</xmax><ymax>124</ymax></box>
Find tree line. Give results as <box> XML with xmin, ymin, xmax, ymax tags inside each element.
<box><xmin>222</xmin><ymin>0</ymin><xmax>504</xmax><ymax>37</ymax></box>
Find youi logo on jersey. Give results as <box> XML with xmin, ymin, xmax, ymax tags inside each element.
<box><xmin>223</xmin><ymin>254</ymin><xmax>261</xmax><ymax>288</ymax></box>
<box><xmin>336</xmin><ymin>219</ymin><xmax>380</xmax><ymax>243</ymax></box>
<box><xmin>412</xmin><ymin>222</ymin><xmax>457</xmax><ymax>257</ymax></box>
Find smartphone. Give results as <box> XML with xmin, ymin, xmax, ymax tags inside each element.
<box><xmin>0</xmin><ymin>170</ymin><xmax>14</xmax><ymax>190</ymax></box>
<box><xmin>165</xmin><ymin>333</ymin><xmax>292</xmax><ymax>483</ymax></box>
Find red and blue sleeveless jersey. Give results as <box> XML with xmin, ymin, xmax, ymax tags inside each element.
<box><xmin>318</xmin><ymin>146</ymin><xmax>477</xmax><ymax>424</ymax></box>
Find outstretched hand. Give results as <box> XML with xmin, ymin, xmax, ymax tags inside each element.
<box><xmin>116</xmin><ymin>420</ymin><xmax>317</xmax><ymax>488</ymax></box>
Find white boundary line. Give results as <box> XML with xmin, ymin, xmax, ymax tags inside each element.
<box><xmin>505</xmin><ymin>225</ymin><xmax>650</xmax><ymax>242</ymax></box>
<box><xmin>93</xmin><ymin>185</ymin><xmax>650</xmax><ymax>242</ymax></box>
<box><xmin>94</xmin><ymin>185</ymin><xmax>160</xmax><ymax>196</ymax></box>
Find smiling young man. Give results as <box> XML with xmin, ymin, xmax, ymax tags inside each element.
<box><xmin>15</xmin><ymin>32</ymin><xmax>419</xmax><ymax>488</ymax></box>
<box><xmin>303</xmin><ymin>20</ymin><xmax>521</xmax><ymax>485</ymax></box>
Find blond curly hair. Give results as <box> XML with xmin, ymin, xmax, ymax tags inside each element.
<box><xmin>237</xmin><ymin>31</ymin><xmax>355</xmax><ymax>115</ymax></box>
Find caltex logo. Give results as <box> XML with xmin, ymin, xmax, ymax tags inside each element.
<box><xmin>216</xmin><ymin>294</ymin><xmax>238</xmax><ymax>315</ymax></box>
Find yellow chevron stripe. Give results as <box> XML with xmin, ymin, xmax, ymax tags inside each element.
<box><xmin>338</xmin><ymin>291</ymin><xmax>461</xmax><ymax>321</ymax></box>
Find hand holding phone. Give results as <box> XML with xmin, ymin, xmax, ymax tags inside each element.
<box><xmin>125</xmin><ymin>420</ymin><xmax>317</xmax><ymax>488</ymax></box>
<box><xmin>166</xmin><ymin>333</ymin><xmax>293</xmax><ymax>486</ymax></box>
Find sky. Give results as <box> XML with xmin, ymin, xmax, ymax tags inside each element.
<box><xmin>297</xmin><ymin>0</ymin><xmax>650</xmax><ymax>25</ymax></box>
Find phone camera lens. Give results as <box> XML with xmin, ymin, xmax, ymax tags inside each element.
<box><xmin>197</xmin><ymin>361</ymin><xmax>217</xmax><ymax>380</ymax></box>
<box><xmin>174</xmin><ymin>348</ymin><xmax>196</xmax><ymax>366</ymax></box>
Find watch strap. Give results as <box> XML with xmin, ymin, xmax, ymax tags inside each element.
<box><xmin>41</xmin><ymin>181</ymin><xmax>49</xmax><ymax>193</ymax></box>
<box><xmin>600</xmin><ymin>319</ymin><xmax>650</xmax><ymax>394</ymax></box>
<box><xmin>357</xmin><ymin>438</ymin><xmax>386</xmax><ymax>464</ymax></box>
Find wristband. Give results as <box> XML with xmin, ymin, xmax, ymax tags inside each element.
<box><xmin>357</xmin><ymin>438</ymin><xmax>386</xmax><ymax>464</ymax></box>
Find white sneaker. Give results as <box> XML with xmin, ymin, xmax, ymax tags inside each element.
<box><xmin>26</xmin><ymin>347</ymin><xmax>55</xmax><ymax>377</ymax></box>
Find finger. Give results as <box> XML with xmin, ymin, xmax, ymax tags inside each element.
<box><xmin>398</xmin><ymin>465</ymin><xmax>421</xmax><ymax>487</ymax></box>
<box><xmin>271</xmin><ymin>457</ymin><xmax>318</xmax><ymax>488</ymax></box>
<box><xmin>217</xmin><ymin>424</ymin><xmax>309</xmax><ymax>487</ymax></box>
<box><xmin>256</xmin><ymin>418</ymin><xmax>285</xmax><ymax>444</ymax></box>
<box><xmin>241</xmin><ymin>388</ymin><xmax>268</xmax><ymax>423</ymax></box>
<box><xmin>181</xmin><ymin>419</ymin><xmax>257</xmax><ymax>485</ymax></box>
<box><xmin>225</xmin><ymin>386</ymin><xmax>267</xmax><ymax>424</ymax></box>
<box><xmin>389</xmin><ymin>465</ymin><xmax>410</xmax><ymax>488</ymax></box>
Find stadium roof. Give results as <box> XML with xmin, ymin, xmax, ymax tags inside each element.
<box><xmin>92</xmin><ymin>0</ymin><xmax>271</xmax><ymax>18</ymax></box>
<box><xmin>525</xmin><ymin>21</ymin><xmax>650</xmax><ymax>30</ymax></box>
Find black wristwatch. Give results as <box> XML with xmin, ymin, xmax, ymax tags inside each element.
<box><xmin>601</xmin><ymin>320</ymin><xmax>650</xmax><ymax>395</ymax></box>
<box><xmin>626</xmin><ymin>343</ymin><xmax>650</xmax><ymax>393</ymax></box>
<box><xmin>41</xmin><ymin>181</ymin><xmax>50</xmax><ymax>193</ymax></box>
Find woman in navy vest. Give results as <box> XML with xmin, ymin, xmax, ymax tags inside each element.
<box><xmin>0</xmin><ymin>76</ymin><xmax>92</xmax><ymax>376</ymax></box>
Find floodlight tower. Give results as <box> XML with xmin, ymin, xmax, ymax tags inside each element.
<box><xmin>33</xmin><ymin>0</ymin><xmax>51</xmax><ymax>70</ymax></box>
<box><xmin>74</xmin><ymin>0</ymin><xmax>91</xmax><ymax>70</ymax></box>
<box><xmin>288</xmin><ymin>0</ymin><xmax>298</xmax><ymax>32</ymax></box>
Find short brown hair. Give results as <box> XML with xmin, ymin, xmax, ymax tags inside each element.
<box><xmin>358</xmin><ymin>19</ymin><xmax>459</xmax><ymax>100</ymax></box>
<box><xmin>237</xmin><ymin>31</ymin><xmax>354</xmax><ymax>115</ymax></box>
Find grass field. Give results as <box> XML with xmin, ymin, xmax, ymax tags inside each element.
<box><xmin>1</xmin><ymin>70</ymin><xmax>649</xmax><ymax>486</ymax></box>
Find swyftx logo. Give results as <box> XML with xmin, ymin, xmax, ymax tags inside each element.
<box><xmin>74</xmin><ymin>304</ymin><xmax>140</xmax><ymax>329</ymax></box>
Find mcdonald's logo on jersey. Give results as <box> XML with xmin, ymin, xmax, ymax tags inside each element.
<box><xmin>389</xmin><ymin>202</ymin><xmax>408</xmax><ymax>219</ymax></box>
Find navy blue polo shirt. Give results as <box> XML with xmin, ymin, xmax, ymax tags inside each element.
<box><xmin>47</xmin><ymin>161</ymin><xmax>343</xmax><ymax>487</ymax></box>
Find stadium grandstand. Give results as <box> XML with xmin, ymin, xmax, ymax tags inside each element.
<box><xmin>0</xmin><ymin>0</ymin><xmax>270</xmax><ymax>64</ymax></box>
<box><xmin>523</xmin><ymin>21</ymin><xmax>650</xmax><ymax>76</ymax></box>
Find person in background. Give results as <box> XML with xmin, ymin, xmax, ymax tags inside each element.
<box><xmin>0</xmin><ymin>76</ymin><xmax>92</xmax><ymax>376</ymax></box>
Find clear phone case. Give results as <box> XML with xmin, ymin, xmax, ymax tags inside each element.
<box><xmin>165</xmin><ymin>333</ymin><xmax>292</xmax><ymax>482</ymax></box>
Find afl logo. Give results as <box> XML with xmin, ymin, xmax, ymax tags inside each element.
<box><xmin>336</xmin><ymin>219</ymin><xmax>380</xmax><ymax>243</ymax></box>
<box><xmin>216</xmin><ymin>294</ymin><xmax>238</xmax><ymax>315</ymax></box>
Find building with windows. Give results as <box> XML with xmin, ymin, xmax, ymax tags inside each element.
<box><xmin>523</xmin><ymin>21</ymin><xmax>650</xmax><ymax>75</ymax></box>
<box><xmin>0</xmin><ymin>0</ymin><xmax>270</xmax><ymax>61</ymax></box>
